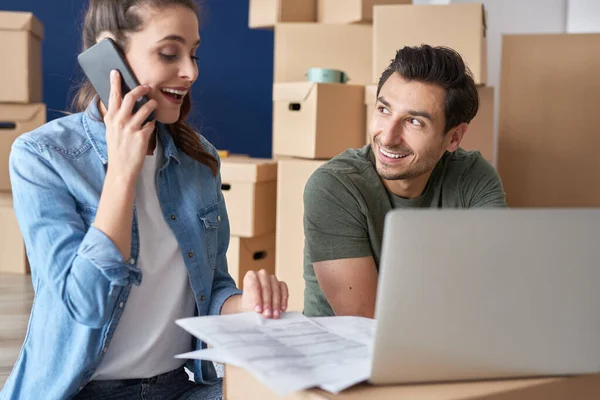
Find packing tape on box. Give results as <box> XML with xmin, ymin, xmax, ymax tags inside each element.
<box><xmin>306</xmin><ymin>68</ymin><xmax>349</xmax><ymax>84</ymax></box>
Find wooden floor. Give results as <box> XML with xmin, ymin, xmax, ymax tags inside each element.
<box><xmin>0</xmin><ymin>274</ymin><xmax>34</xmax><ymax>389</ymax></box>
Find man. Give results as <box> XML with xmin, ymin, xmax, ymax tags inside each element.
<box><xmin>303</xmin><ymin>45</ymin><xmax>506</xmax><ymax>318</ymax></box>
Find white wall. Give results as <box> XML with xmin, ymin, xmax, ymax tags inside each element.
<box><xmin>567</xmin><ymin>0</ymin><xmax>600</xmax><ymax>33</ymax></box>
<box><xmin>450</xmin><ymin>0</ymin><xmax>568</xmax><ymax>165</ymax></box>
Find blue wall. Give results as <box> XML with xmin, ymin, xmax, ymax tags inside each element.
<box><xmin>2</xmin><ymin>0</ymin><xmax>274</xmax><ymax>158</ymax></box>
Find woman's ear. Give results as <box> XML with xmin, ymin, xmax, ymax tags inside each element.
<box><xmin>445</xmin><ymin>122</ymin><xmax>468</xmax><ymax>152</ymax></box>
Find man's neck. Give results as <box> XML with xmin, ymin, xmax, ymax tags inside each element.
<box><xmin>382</xmin><ymin>171</ymin><xmax>433</xmax><ymax>199</ymax></box>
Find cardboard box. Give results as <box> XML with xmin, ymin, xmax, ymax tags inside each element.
<box><xmin>363</xmin><ymin>85</ymin><xmax>494</xmax><ymax>163</ymax></box>
<box><xmin>220</xmin><ymin>157</ymin><xmax>277</xmax><ymax>237</ymax></box>
<box><xmin>318</xmin><ymin>0</ymin><xmax>411</xmax><ymax>24</ymax></box>
<box><xmin>274</xmin><ymin>23</ymin><xmax>372</xmax><ymax>85</ymax></box>
<box><xmin>224</xmin><ymin>365</ymin><xmax>600</xmax><ymax>400</ymax></box>
<box><xmin>227</xmin><ymin>233</ymin><xmax>276</xmax><ymax>289</ymax></box>
<box><xmin>465</xmin><ymin>86</ymin><xmax>494</xmax><ymax>164</ymax></box>
<box><xmin>498</xmin><ymin>34</ymin><xmax>600</xmax><ymax>207</ymax></box>
<box><xmin>0</xmin><ymin>193</ymin><xmax>29</xmax><ymax>275</ymax></box>
<box><xmin>249</xmin><ymin>0</ymin><xmax>316</xmax><ymax>29</ymax></box>
<box><xmin>364</xmin><ymin>84</ymin><xmax>377</xmax><ymax>145</ymax></box>
<box><xmin>0</xmin><ymin>12</ymin><xmax>43</xmax><ymax>103</ymax></box>
<box><xmin>275</xmin><ymin>158</ymin><xmax>326</xmax><ymax>312</ymax></box>
<box><xmin>273</xmin><ymin>82</ymin><xmax>365</xmax><ymax>159</ymax></box>
<box><xmin>0</xmin><ymin>103</ymin><xmax>47</xmax><ymax>191</ymax></box>
<box><xmin>373</xmin><ymin>3</ymin><xmax>487</xmax><ymax>85</ymax></box>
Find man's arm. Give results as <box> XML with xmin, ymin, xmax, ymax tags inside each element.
<box><xmin>313</xmin><ymin>256</ymin><xmax>378</xmax><ymax>318</ymax></box>
<box><xmin>303</xmin><ymin>168</ymin><xmax>377</xmax><ymax>317</ymax></box>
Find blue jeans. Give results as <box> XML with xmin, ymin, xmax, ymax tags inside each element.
<box><xmin>74</xmin><ymin>367</ymin><xmax>222</xmax><ymax>400</ymax></box>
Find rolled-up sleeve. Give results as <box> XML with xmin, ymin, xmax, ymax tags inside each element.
<box><xmin>9</xmin><ymin>137</ymin><xmax>139</xmax><ymax>328</ymax></box>
<box><xmin>206</xmin><ymin>151</ymin><xmax>242</xmax><ymax>316</ymax></box>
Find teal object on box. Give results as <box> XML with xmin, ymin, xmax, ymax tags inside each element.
<box><xmin>306</xmin><ymin>68</ymin><xmax>349</xmax><ymax>83</ymax></box>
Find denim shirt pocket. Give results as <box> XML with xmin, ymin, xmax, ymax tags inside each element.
<box><xmin>197</xmin><ymin>203</ymin><xmax>220</xmax><ymax>270</ymax></box>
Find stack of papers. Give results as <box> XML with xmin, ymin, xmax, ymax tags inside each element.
<box><xmin>175</xmin><ymin>311</ymin><xmax>375</xmax><ymax>396</ymax></box>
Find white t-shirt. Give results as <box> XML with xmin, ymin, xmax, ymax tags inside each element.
<box><xmin>93</xmin><ymin>139</ymin><xmax>196</xmax><ymax>380</ymax></box>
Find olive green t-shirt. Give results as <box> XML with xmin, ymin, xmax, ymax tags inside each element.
<box><xmin>302</xmin><ymin>145</ymin><xmax>507</xmax><ymax>317</ymax></box>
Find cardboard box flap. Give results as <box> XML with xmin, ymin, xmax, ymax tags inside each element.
<box><xmin>221</xmin><ymin>158</ymin><xmax>278</xmax><ymax>183</ymax></box>
<box><xmin>0</xmin><ymin>103</ymin><xmax>46</xmax><ymax>124</ymax></box>
<box><xmin>365</xmin><ymin>85</ymin><xmax>377</xmax><ymax>106</ymax></box>
<box><xmin>481</xmin><ymin>4</ymin><xmax>487</xmax><ymax>37</ymax></box>
<box><xmin>273</xmin><ymin>82</ymin><xmax>317</xmax><ymax>103</ymax></box>
<box><xmin>0</xmin><ymin>11</ymin><xmax>44</xmax><ymax>39</ymax></box>
<box><xmin>241</xmin><ymin>236</ymin><xmax>276</xmax><ymax>255</ymax></box>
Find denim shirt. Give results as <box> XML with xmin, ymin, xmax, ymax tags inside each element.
<box><xmin>0</xmin><ymin>101</ymin><xmax>242</xmax><ymax>400</ymax></box>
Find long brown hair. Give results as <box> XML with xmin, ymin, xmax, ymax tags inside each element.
<box><xmin>73</xmin><ymin>0</ymin><xmax>218</xmax><ymax>176</ymax></box>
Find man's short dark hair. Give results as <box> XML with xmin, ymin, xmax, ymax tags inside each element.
<box><xmin>376</xmin><ymin>45</ymin><xmax>479</xmax><ymax>134</ymax></box>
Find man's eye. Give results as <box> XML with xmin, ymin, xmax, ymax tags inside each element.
<box><xmin>378</xmin><ymin>106</ymin><xmax>391</xmax><ymax>115</ymax></box>
<box><xmin>409</xmin><ymin>118</ymin><xmax>422</xmax><ymax>126</ymax></box>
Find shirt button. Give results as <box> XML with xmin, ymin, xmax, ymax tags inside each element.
<box><xmin>128</xmin><ymin>258</ymin><xmax>135</xmax><ymax>265</ymax></box>
<box><xmin>170</xmin><ymin>214</ymin><xmax>177</xmax><ymax>220</ymax></box>
<box><xmin>79</xmin><ymin>385</ymin><xmax>85</xmax><ymax>391</ymax></box>
<box><xmin>188</xmin><ymin>251</ymin><xmax>194</xmax><ymax>258</ymax></box>
<box><xmin>102</xmin><ymin>347</ymin><xmax>108</xmax><ymax>354</ymax></box>
<box><xmin>217</xmin><ymin>215</ymin><xmax>221</xmax><ymax>222</ymax></box>
<box><xmin>119</xmin><ymin>302</ymin><xmax>124</xmax><ymax>308</ymax></box>
<box><xmin>200</xmin><ymin>295</ymin><xmax>205</xmax><ymax>301</ymax></box>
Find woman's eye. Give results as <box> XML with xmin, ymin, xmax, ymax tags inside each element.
<box><xmin>160</xmin><ymin>53</ymin><xmax>178</xmax><ymax>61</ymax></box>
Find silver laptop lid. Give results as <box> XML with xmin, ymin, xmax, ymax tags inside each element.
<box><xmin>370</xmin><ymin>209</ymin><xmax>600</xmax><ymax>385</ymax></box>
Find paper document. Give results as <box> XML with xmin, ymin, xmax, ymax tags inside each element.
<box><xmin>176</xmin><ymin>312</ymin><xmax>375</xmax><ymax>396</ymax></box>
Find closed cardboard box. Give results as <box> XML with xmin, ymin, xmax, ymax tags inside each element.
<box><xmin>275</xmin><ymin>158</ymin><xmax>326</xmax><ymax>312</ymax></box>
<box><xmin>466</xmin><ymin>86</ymin><xmax>494</xmax><ymax>164</ymax></box>
<box><xmin>318</xmin><ymin>0</ymin><xmax>411</xmax><ymax>24</ymax></box>
<box><xmin>0</xmin><ymin>103</ymin><xmax>47</xmax><ymax>191</ymax></box>
<box><xmin>364</xmin><ymin>84</ymin><xmax>377</xmax><ymax>145</ymax></box>
<box><xmin>249</xmin><ymin>0</ymin><xmax>316</xmax><ymax>29</ymax></box>
<box><xmin>221</xmin><ymin>158</ymin><xmax>277</xmax><ymax>237</ymax></box>
<box><xmin>227</xmin><ymin>233</ymin><xmax>276</xmax><ymax>289</ymax></box>
<box><xmin>273</xmin><ymin>82</ymin><xmax>365</xmax><ymax>159</ymax></box>
<box><xmin>225</xmin><ymin>364</ymin><xmax>600</xmax><ymax>400</ymax></box>
<box><xmin>363</xmin><ymin>85</ymin><xmax>494</xmax><ymax>163</ymax></box>
<box><xmin>0</xmin><ymin>193</ymin><xmax>28</xmax><ymax>275</ymax></box>
<box><xmin>0</xmin><ymin>12</ymin><xmax>43</xmax><ymax>103</ymax></box>
<box><xmin>498</xmin><ymin>34</ymin><xmax>600</xmax><ymax>207</ymax></box>
<box><xmin>274</xmin><ymin>23</ymin><xmax>372</xmax><ymax>85</ymax></box>
<box><xmin>373</xmin><ymin>3</ymin><xmax>487</xmax><ymax>85</ymax></box>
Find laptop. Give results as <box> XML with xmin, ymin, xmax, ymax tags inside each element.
<box><xmin>369</xmin><ymin>208</ymin><xmax>600</xmax><ymax>385</ymax></box>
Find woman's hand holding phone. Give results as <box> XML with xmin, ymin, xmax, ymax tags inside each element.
<box><xmin>93</xmin><ymin>70</ymin><xmax>158</xmax><ymax>260</ymax></box>
<box><xmin>103</xmin><ymin>70</ymin><xmax>157</xmax><ymax>182</ymax></box>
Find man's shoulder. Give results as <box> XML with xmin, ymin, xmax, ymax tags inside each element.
<box><xmin>309</xmin><ymin>145</ymin><xmax>376</xmax><ymax>187</ymax></box>
<box><xmin>439</xmin><ymin>147</ymin><xmax>505</xmax><ymax>207</ymax></box>
<box><xmin>441</xmin><ymin>147</ymin><xmax>495</xmax><ymax>180</ymax></box>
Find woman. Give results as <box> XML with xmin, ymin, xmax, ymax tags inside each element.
<box><xmin>0</xmin><ymin>1</ymin><xmax>287</xmax><ymax>399</ymax></box>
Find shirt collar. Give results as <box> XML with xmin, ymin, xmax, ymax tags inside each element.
<box><xmin>82</xmin><ymin>98</ymin><xmax>181</xmax><ymax>166</ymax></box>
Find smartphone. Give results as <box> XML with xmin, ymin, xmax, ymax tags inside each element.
<box><xmin>77</xmin><ymin>38</ymin><xmax>155</xmax><ymax>124</ymax></box>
